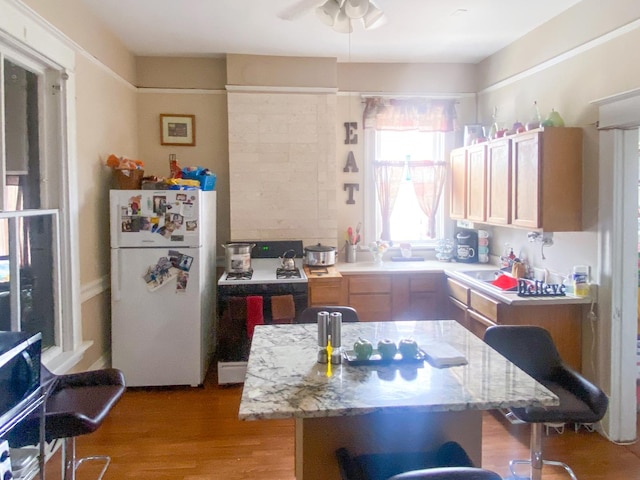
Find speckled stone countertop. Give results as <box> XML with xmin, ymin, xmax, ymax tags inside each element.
<box><xmin>333</xmin><ymin>260</ymin><xmax>592</xmax><ymax>306</ymax></box>
<box><xmin>238</xmin><ymin>320</ymin><xmax>558</xmax><ymax>421</ymax></box>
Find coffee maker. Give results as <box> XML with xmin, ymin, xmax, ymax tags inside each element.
<box><xmin>455</xmin><ymin>229</ymin><xmax>478</xmax><ymax>263</ymax></box>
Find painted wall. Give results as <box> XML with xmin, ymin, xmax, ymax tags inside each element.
<box><xmin>473</xmin><ymin>0</ymin><xmax>640</xmax><ymax>437</ymax></box>
<box><xmin>20</xmin><ymin>0</ymin><xmax>138</xmax><ymax>371</ymax></box>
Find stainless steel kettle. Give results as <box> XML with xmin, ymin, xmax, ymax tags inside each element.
<box><xmin>279</xmin><ymin>249</ymin><xmax>297</xmax><ymax>270</ymax></box>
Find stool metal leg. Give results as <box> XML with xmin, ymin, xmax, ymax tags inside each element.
<box><xmin>61</xmin><ymin>437</ymin><xmax>111</xmax><ymax>480</ymax></box>
<box><xmin>507</xmin><ymin>422</ymin><xmax>579</xmax><ymax>480</ymax></box>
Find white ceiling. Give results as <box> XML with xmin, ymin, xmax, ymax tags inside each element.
<box><xmin>79</xmin><ymin>0</ymin><xmax>583</xmax><ymax>63</ymax></box>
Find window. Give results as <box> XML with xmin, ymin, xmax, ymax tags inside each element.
<box><xmin>365</xmin><ymin>129</ymin><xmax>452</xmax><ymax>246</ymax></box>
<box><xmin>0</xmin><ymin>3</ymin><xmax>83</xmax><ymax>370</ymax></box>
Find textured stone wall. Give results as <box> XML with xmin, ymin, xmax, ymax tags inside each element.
<box><xmin>228</xmin><ymin>91</ymin><xmax>337</xmax><ymax>246</ymax></box>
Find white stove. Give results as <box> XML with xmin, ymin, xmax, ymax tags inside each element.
<box><xmin>217</xmin><ymin>258</ymin><xmax>308</xmax><ymax>285</ymax></box>
<box><xmin>216</xmin><ymin>240</ymin><xmax>309</xmax><ymax>384</ymax></box>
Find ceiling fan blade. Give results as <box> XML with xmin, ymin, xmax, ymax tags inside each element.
<box><xmin>277</xmin><ymin>0</ymin><xmax>326</xmax><ymax>21</ymax></box>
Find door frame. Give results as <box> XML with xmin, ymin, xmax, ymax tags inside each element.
<box><xmin>593</xmin><ymin>89</ymin><xmax>640</xmax><ymax>442</ymax></box>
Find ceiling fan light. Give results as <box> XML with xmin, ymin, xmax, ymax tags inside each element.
<box><xmin>333</xmin><ymin>10</ymin><xmax>353</xmax><ymax>33</ymax></box>
<box><xmin>363</xmin><ymin>3</ymin><xmax>385</xmax><ymax>29</ymax></box>
<box><xmin>344</xmin><ymin>0</ymin><xmax>369</xmax><ymax>19</ymax></box>
<box><xmin>316</xmin><ymin>0</ymin><xmax>341</xmax><ymax>26</ymax></box>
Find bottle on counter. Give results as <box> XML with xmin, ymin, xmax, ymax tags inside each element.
<box><xmin>572</xmin><ymin>265</ymin><xmax>590</xmax><ymax>298</ymax></box>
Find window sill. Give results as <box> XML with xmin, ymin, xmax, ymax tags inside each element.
<box><xmin>42</xmin><ymin>340</ymin><xmax>93</xmax><ymax>374</ymax></box>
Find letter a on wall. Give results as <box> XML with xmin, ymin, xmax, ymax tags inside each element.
<box><xmin>343</xmin><ymin>151</ymin><xmax>359</xmax><ymax>173</ymax></box>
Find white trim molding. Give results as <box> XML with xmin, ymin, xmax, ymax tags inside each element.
<box><xmin>479</xmin><ymin>18</ymin><xmax>640</xmax><ymax>95</ymax></box>
<box><xmin>593</xmin><ymin>89</ymin><xmax>640</xmax><ymax>443</ymax></box>
<box><xmin>81</xmin><ymin>275</ymin><xmax>109</xmax><ymax>303</ymax></box>
<box><xmin>226</xmin><ymin>84</ymin><xmax>338</xmax><ymax>94</ymax></box>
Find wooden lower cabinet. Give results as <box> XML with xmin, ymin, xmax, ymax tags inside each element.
<box><xmin>347</xmin><ymin>275</ymin><xmax>393</xmax><ymax>321</ymax></box>
<box><xmin>446</xmin><ymin>277</ymin><xmax>582</xmax><ymax>372</ymax></box>
<box><xmin>306</xmin><ymin>267</ymin><xmax>347</xmax><ymax>306</ymax></box>
<box><xmin>345</xmin><ymin>273</ymin><xmax>445</xmax><ymax>322</ymax></box>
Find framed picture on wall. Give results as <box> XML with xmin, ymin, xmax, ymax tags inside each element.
<box><xmin>160</xmin><ymin>114</ymin><xmax>196</xmax><ymax>146</ymax></box>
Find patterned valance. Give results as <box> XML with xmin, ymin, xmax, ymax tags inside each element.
<box><xmin>363</xmin><ymin>97</ymin><xmax>457</xmax><ymax>132</ymax></box>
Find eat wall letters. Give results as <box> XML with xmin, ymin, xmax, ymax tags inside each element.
<box><xmin>344</xmin><ymin>183</ymin><xmax>359</xmax><ymax>204</ymax></box>
<box><xmin>344</xmin><ymin>122</ymin><xmax>358</xmax><ymax>144</ymax></box>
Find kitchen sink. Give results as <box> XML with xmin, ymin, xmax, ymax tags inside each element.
<box><xmin>456</xmin><ymin>270</ymin><xmax>503</xmax><ymax>282</ymax></box>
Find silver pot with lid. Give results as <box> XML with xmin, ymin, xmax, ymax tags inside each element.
<box><xmin>222</xmin><ymin>242</ymin><xmax>255</xmax><ymax>273</ymax></box>
<box><xmin>304</xmin><ymin>243</ymin><xmax>337</xmax><ymax>266</ymax></box>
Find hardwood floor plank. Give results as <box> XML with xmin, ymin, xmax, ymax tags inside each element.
<box><xmin>38</xmin><ymin>369</ymin><xmax>640</xmax><ymax>479</ymax></box>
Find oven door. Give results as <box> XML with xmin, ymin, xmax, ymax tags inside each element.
<box><xmin>217</xmin><ymin>283</ymin><xmax>308</xmax><ymax>361</ymax></box>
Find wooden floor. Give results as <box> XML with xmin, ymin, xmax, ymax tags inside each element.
<box><xmin>41</xmin><ymin>367</ymin><xmax>640</xmax><ymax>480</ymax></box>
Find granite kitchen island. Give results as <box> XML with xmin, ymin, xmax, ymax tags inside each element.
<box><xmin>239</xmin><ymin>320</ymin><xmax>557</xmax><ymax>480</ymax></box>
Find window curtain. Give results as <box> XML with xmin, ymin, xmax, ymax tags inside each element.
<box><xmin>410</xmin><ymin>161</ymin><xmax>448</xmax><ymax>239</ymax></box>
<box><xmin>373</xmin><ymin>162</ymin><xmax>404</xmax><ymax>242</ymax></box>
<box><xmin>365</xmin><ymin>97</ymin><xmax>455</xmax><ymax>241</ymax></box>
<box><xmin>363</xmin><ymin>97</ymin><xmax>457</xmax><ymax>132</ymax></box>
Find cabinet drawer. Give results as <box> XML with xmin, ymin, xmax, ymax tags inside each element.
<box><xmin>409</xmin><ymin>274</ymin><xmax>441</xmax><ymax>293</ymax></box>
<box><xmin>309</xmin><ymin>282</ymin><xmax>344</xmax><ymax>306</ymax></box>
<box><xmin>447</xmin><ymin>278</ymin><xmax>470</xmax><ymax>305</ymax></box>
<box><xmin>467</xmin><ymin>309</ymin><xmax>497</xmax><ymax>339</ymax></box>
<box><xmin>469</xmin><ymin>290</ymin><xmax>500</xmax><ymax>322</ymax></box>
<box><xmin>348</xmin><ymin>275</ymin><xmax>391</xmax><ymax>294</ymax></box>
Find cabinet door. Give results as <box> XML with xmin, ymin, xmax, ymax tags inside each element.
<box><xmin>511</xmin><ymin>132</ymin><xmax>541</xmax><ymax>229</ymax></box>
<box><xmin>347</xmin><ymin>275</ymin><xmax>392</xmax><ymax>322</ymax></box>
<box><xmin>448</xmin><ymin>296</ymin><xmax>468</xmax><ymax>329</ymax></box>
<box><xmin>467</xmin><ymin>309</ymin><xmax>497</xmax><ymax>340</ymax></box>
<box><xmin>449</xmin><ymin>148</ymin><xmax>467</xmax><ymax>220</ymax></box>
<box><xmin>466</xmin><ymin>144</ymin><xmax>487</xmax><ymax>222</ymax></box>
<box><xmin>392</xmin><ymin>274</ymin><xmax>445</xmax><ymax>320</ymax></box>
<box><xmin>486</xmin><ymin>138</ymin><xmax>511</xmax><ymax>225</ymax></box>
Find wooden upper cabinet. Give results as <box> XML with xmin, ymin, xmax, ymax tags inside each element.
<box><xmin>511</xmin><ymin>132</ymin><xmax>541</xmax><ymax>228</ymax></box>
<box><xmin>486</xmin><ymin>138</ymin><xmax>511</xmax><ymax>225</ymax></box>
<box><xmin>511</xmin><ymin>128</ymin><xmax>582</xmax><ymax>231</ymax></box>
<box><xmin>449</xmin><ymin>127</ymin><xmax>582</xmax><ymax>232</ymax></box>
<box><xmin>466</xmin><ymin>144</ymin><xmax>487</xmax><ymax>222</ymax></box>
<box><xmin>449</xmin><ymin>147</ymin><xmax>467</xmax><ymax>220</ymax></box>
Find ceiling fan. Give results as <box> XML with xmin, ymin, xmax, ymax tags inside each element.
<box><xmin>278</xmin><ymin>0</ymin><xmax>386</xmax><ymax>33</ymax></box>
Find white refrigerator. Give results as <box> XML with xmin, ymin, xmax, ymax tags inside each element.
<box><xmin>110</xmin><ymin>189</ymin><xmax>216</xmax><ymax>387</ymax></box>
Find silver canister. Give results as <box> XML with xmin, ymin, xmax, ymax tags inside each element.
<box><xmin>317</xmin><ymin>311</ymin><xmax>330</xmax><ymax>364</ymax></box>
<box><xmin>329</xmin><ymin>312</ymin><xmax>342</xmax><ymax>364</ymax></box>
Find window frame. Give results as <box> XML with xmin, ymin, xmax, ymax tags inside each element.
<box><xmin>0</xmin><ymin>0</ymin><xmax>86</xmax><ymax>371</ymax></box>
<box><xmin>363</xmin><ymin>128</ymin><xmax>455</xmax><ymax>251</ymax></box>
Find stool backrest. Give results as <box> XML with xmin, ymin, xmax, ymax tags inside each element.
<box><xmin>484</xmin><ymin>325</ymin><xmax>562</xmax><ymax>381</ymax></box>
<box><xmin>299</xmin><ymin>306</ymin><xmax>359</xmax><ymax>324</ymax></box>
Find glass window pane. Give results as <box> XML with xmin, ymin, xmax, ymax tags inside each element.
<box><xmin>373</xmin><ymin>130</ymin><xmax>446</xmax><ymax>243</ymax></box>
<box><xmin>4</xmin><ymin>59</ymin><xmax>41</xmax><ymax>210</ymax></box>
<box><xmin>0</xmin><ymin>214</ymin><xmax>55</xmax><ymax>349</ymax></box>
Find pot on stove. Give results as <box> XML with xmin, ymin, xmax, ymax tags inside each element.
<box><xmin>304</xmin><ymin>243</ymin><xmax>336</xmax><ymax>266</ymax></box>
<box><xmin>222</xmin><ymin>242</ymin><xmax>255</xmax><ymax>273</ymax></box>
<box><xmin>279</xmin><ymin>249</ymin><xmax>297</xmax><ymax>270</ymax></box>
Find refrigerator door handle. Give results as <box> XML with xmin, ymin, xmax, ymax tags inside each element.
<box><xmin>111</xmin><ymin>249</ymin><xmax>121</xmax><ymax>302</ymax></box>
<box><xmin>110</xmin><ymin>195</ymin><xmax>119</xmax><ymax>248</ymax></box>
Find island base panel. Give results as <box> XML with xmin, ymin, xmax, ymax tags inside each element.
<box><xmin>295</xmin><ymin>410</ymin><xmax>482</xmax><ymax>480</ymax></box>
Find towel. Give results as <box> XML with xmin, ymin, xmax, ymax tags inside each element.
<box><xmin>246</xmin><ymin>296</ymin><xmax>264</xmax><ymax>338</ymax></box>
<box><xmin>218</xmin><ymin>297</ymin><xmax>247</xmax><ymax>361</ymax></box>
<box><xmin>271</xmin><ymin>294</ymin><xmax>296</xmax><ymax>324</ymax></box>
<box><xmin>422</xmin><ymin>343</ymin><xmax>468</xmax><ymax>368</ymax></box>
